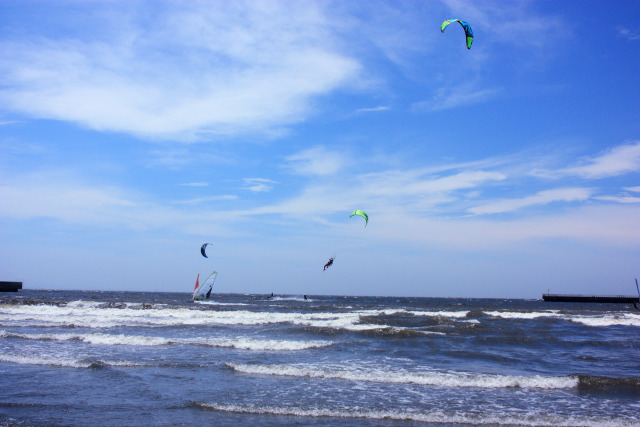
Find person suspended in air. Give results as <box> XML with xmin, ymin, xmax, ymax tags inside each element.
<box><xmin>323</xmin><ymin>257</ymin><xmax>334</xmax><ymax>271</ymax></box>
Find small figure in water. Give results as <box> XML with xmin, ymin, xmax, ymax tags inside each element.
<box><xmin>304</xmin><ymin>295</ymin><xmax>308</xmax><ymax>300</ymax></box>
<box><xmin>323</xmin><ymin>257</ymin><xmax>334</xmax><ymax>271</ymax></box>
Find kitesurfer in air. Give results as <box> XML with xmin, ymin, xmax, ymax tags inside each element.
<box><xmin>323</xmin><ymin>257</ymin><xmax>334</xmax><ymax>271</ymax></box>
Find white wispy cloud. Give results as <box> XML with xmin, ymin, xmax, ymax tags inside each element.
<box><xmin>0</xmin><ymin>139</ymin><xmax>47</xmax><ymax>155</ymax></box>
<box><xmin>145</xmin><ymin>148</ymin><xmax>201</xmax><ymax>170</ymax></box>
<box><xmin>355</xmin><ymin>106</ymin><xmax>390</xmax><ymax>113</ymax></box>
<box><xmin>179</xmin><ymin>182</ymin><xmax>209</xmax><ymax>187</ymax></box>
<box><xmin>594</xmin><ymin>195</ymin><xmax>640</xmax><ymax>204</ymax></box>
<box><xmin>468</xmin><ymin>187</ymin><xmax>593</xmax><ymax>215</ymax></box>
<box><xmin>412</xmin><ymin>85</ymin><xmax>501</xmax><ymax>112</ymax></box>
<box><xmin>3</xmin><ymin>140</ymin><xmax>639</xmax><ymax>250</ymax></box>
<box><xmin>172</xmin><ymin>195</ymin><xmax>237</xmax><ymax>205</ymax></box>
<box><xmin>0</xmin><ymin>120</ymin><xmax>22</xmax><ymax>126</ymax></box>
<box><xmin>592</xmin><ymin>186</ymin><xmax>640</xmax><ymax>204</ymax></box>
<box><xmin>0</xmin><ymin>0</ymin><xmax>567</xmax><ymax>141</ymax></box>
<box><xmin>235</xmin><ymin>165</ymin><xmax>508</xmax><ymax>224</ymax></box>
<box><xmin>0</xmin><ymin>2</ymin><xmax>361</xmax><ymax>141</ymax></box>
<box><xmin>284</xmin><ymin>146</ymin><xmax>349</xmax><ymax>176</ymax></box>
<box><xmin>358</xmin><ymin>169</ymin><xmax>506</xmax><ymax>197</ymax></box>
<box><xmin>243</xmin><ymin>178</ymin><xmax>277</xmax><ymax>193</ymax></box>
<box><xmin>0</xmin><ymin>171</ymin><xmax>243</xmax><ymax>236</ymax></box>
<box><xmin>532</xmin><ymin>141</ymin><xmax>640</xmax><ymax>179</ymax></box>
<box><xmin>370</xmin><ymin>204</ymin><xmax>640</xmax><ymax>250</ymax></box>
<box><xmin>618</xmin><ymin>26</ymin><xmax>640</xmax><ymax>41</ymax></box>
<box><xmin>1</xmin><ymin>173</ymin><xmax>140</xmax><ymax>227</ymax></box>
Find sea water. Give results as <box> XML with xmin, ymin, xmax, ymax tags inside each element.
<box><xmin>1</xmin><ymin>290</ymin><xmax>639</xmax><ymax>426</ymax></box>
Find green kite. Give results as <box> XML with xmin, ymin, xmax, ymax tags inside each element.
<box><xmin>350</xmin><ymin>210</ymin><xmax>368</xmax><ymax>227</ymax></box>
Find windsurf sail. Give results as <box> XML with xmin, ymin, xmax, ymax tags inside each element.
<box><xmin>193</xmin><ymin>270</ymin><xmax>218</xmax><ymax>301</ymax></box>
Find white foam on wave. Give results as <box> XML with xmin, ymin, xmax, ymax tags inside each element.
<box><xmin>194</xmin><ymin>300</ymin><xmax>249</xmax><ymax>306</ymax></box>
<box><xmin>65</xmin><ymin>300</ymin><xmax>103</xmax><ymax>308</ymax></box>
<box><xmin>199</xmin><ymin>403</ymin><xmax>629</xmax><ymax>426</ymax></box>
<box><xmin>0</xmin><ymin>329</ymin><xmax>333</xmax><ymax>351</ymax></box>
<box><xmin>204</xmin><ymin>338</ymin><xmax>332</xmax><ymax>351</ymax></box>
<box><xmin>484</xmin><ymin>310</ymin><xmax>640</xmax><ymax>327</ymax></box>
<box><xmin>0</xmin><ymin>353</ymin><xmax>155</xmax><ymax>368</ymax></box>
<box><xmin>1</xmin><ymin>330</ymin><xmax>171</xmax><ymax>346</ymax></box>
<box><xmin>270</xmin><ymin>296</ymin><xmax>308</xmax><ymax>302</ymax></box>
<box><xmin>64</xmin><ymin>301</ymin><xmax>167</xmax><ymax>309</ymax></box>
<box><xmin>97</xmin><ymin>359</ymin><xmax>155</xmax><ymax>367</ymax></box>
<box><xmin>0</xmin><ymin>304</ymin><xmax>396</xmax><ymax>331</ymax></box>
<box><xmin>226</xmin><ymin>362</ymin><xmax>577</xmax><ymax>389</ymax></box>
<box><xmin>569</xmin><ymin>313</ymin><xmax>640</xmax><ymax>327</ymax></box>
<box><xmin>484</xmin><ymin>311</ymin><xmax>561</xmax><ymax>320</ymax></box>
<box><xmin>0</xmin><ymin>353</ymin><xmax>92</xmax><ymax>368</ymax></box>
<box><xmin>417</xmin><ymin>331</ymin><xmax>447</xmax><ymax>336</ymax></box>
<box><xmin>408</xmin><ymin>310</ymin><xmax>470</xmax><ymax>318</ymax></box>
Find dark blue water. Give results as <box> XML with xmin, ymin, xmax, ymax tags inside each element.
<box><xmin>1</xmin><ymin>290</ymin><xmax>639</xmax><ymax>426</ymax></box>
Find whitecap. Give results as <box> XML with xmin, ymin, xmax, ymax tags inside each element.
<box><xmin>225</xmin><ymin>362</ymin><xmax>578</xmax><ymax>389</ymax></box>
<box><xmin>0</xmin><ymin>353</ymin><xmax>92</xmax><ymax>368</ymax></box>
<box><xmin>0</xmin><ymin>329</ymin><xmax>333</xmax><ymax>351</ymax></box>
<box><xmin>0</xmin><ymin>304</ymin><xmax>393</xmax><ymax>331</ymax></box>
<box><xmin>483</xmin><ymin>310</ymin><xmax>561</xmax><ymax>320</ymax></box>
<box><xmin>198</xmin><ymin>402</ymin><xmax>626</xmax><ymax>426</ymax></box>
<box><xmin>569</xmin><ymin>314</ymin><xmax>640</xmax><ymax>327</ymax></box>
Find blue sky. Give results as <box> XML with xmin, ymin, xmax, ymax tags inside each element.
<box><xmin>1</xmin><ymin>0</ymin><xmax>639</xmax><ymax>298</ymax></box>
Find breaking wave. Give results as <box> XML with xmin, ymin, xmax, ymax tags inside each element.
<box><xmin>0</xmin><ymin>303</ymin><xmax>472</xmax><ymax>331</ymax></box>
<box><xmin>484</xmin><ymin>310</ymin><xmax>640</xmax><ymax>327</ymax></box>
<box><xmin>0</xmin><ymin>353</ymin><xmax>197</xmax><ymax>369</ymax></box>
<box><xmin>0</xmin><ymin>353</ymin><xmax>95</xmax><ymax>369</ymax></box>
<box><xmin>0</xmin><ymin>330</ymin><xmax>333</xmax><ymax>351</ymax></box>
<box><xmin>197</xmin><ymin>402</ymin><xmax>634</xmax><ymax>426</ymax></box>
<box><xmin>226</xmin><ymin>362</ymin><xmax>578</xmax><ymax>389</ymax></box>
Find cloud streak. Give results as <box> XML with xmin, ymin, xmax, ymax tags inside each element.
<box><xmin>0</xmin><ymin>2</ymin><xmax>361</xmax><ymax>141</ymax></box>
<box><xmin>284</xmin><ymin>146</ymin><xmax>349</xmax><ymax>177</ymax></box>
<box><xmin>468</xmin><ymin>187</ymin><xmax>593</xmax><ymax>215</ymax></box>
<box><xmin>618</xmin><ymin>26</ymin><xmax>640</xmax><ymax>41</ymax></box>
<box><xmin>413</xmin><ymin>85</ymin><xmax>502</xmax><ymax>112</ymax></box>
<box><xmin>179</xmin><ymin>182</ymin><xmax>209</xmax><ymax>187</ymax></box>
<box><xmin>532</xmin><ymin>141</ymin><xmax>640</xmax><ymax>179</ymax></box>
<box><xmin>2</xmin><ymin>140</ymin><xmax>640</xmax><ymax>253</ymax></box>
<box><xmin>355</xmin><ymin>106</ymin><xmax>390</xmax><ymax>113</ymax></box>
<box><xmin>243</xmin><ymin>178</ymin><xmax>277</xmax><ymax>193</ymax></box>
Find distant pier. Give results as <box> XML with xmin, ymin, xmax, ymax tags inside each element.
<box><xmin>542</xmin><ymin>294</ymin><xmax>639</xmax><ymax>304</ymax></box>
<box><xmin>0</xmin><ymin>281</ymin><xmax>22</xmax><ymax>292</ymax></box>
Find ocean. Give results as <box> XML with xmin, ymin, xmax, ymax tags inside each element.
<box><xmin>1</xmin><ymin>290</ymin><xmax>639</xmax><ymax>426</ymax></box>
